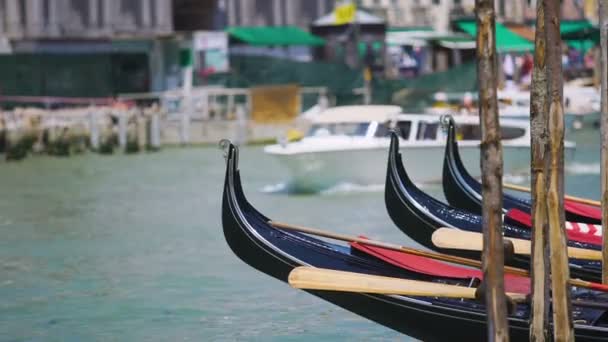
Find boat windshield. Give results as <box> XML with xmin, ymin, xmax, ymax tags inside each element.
<box><xmin>375</xmin><ymin>121</ymin><xmax>411</xmax><ymax>139</ymax></box>
<box><xmin>455</xmin><ymin>124</ymin><xmax>526</xmax><ymax>140</ymax></box>
<box><xmin>307</xmin><ymin>123</ymin><xmax>370</xmax><ymax>137</ymax></box>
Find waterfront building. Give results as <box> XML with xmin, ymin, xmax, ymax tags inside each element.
<box><xmin>0</xmin><ymin>0</ymin><xmax>222</xmax><ymax>99</ymax></box>
<box><xmin>359</xmin><ymin>0</ymin><xmax>593</xmax><ymax>29</ymax></box>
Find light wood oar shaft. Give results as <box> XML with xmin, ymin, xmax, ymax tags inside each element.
<box><xmin>289</xmin><ymin>266</ymin><xmax>476</xmax><ymax>298</ymax></box>
<box><xmin>504</xmin><ymin>183</ymin><xmax>600</xmax><ymax>207</ymax></box>
<box><xmin>289</xmin><ymin>266</ymin><xmax>528</xmax><ymax>302</ymax></box>
<box><xmin>290</xmin><ymin>267</ymin><xmax>608</xmax><ymax>309</ymax></box>
<box><xmin>432</xmin><ymin>228</ymin><xmax>608</xmax><ymax>291</ymax></box>
<box><xmin>270</xmin><ymin>221</ymin><xmax>526</xmax><ymax>277</ymax></box>
<box><xmin>433</xmin><ymin>228</ymin><xmax>602</xmax><ymax>260</ymax></box>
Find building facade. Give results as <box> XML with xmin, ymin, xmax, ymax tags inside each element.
<box><xmin>0</xmin><ymin>0</ymin><xmax>342</xmax><ymax>98</ymax></box>
<box><xmin>224</xmin><ymin>0</ymin><xmax>335</xmax><ymax>28</ymax></box>
<box><xmin>0</xmin><ymin>0</ymin><xmax>173</xmax><ymax>39</ymax></box>
<box><xmin>360</xmin><ymin>0</ymin><xmax>591</xmax><ymax>29</ymax></box>
<box><xmin>0</xmin><ymin>0</ymin><xmax>225</xmax><ymax>98</ymax></box>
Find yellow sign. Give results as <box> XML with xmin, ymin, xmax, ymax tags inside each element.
<box><xmin>334</xmin><ymin>2</ymin><xmax>356</xmax><ymax>25</ymax></box>
<box><xmin>363</xmin><ymin>67</ymin><xmax>372</xmax><ymax>82</ymax></box>
<box><xmin>251</xmin><ymin>84</ymin><xmax>300</xmax><ymax>123</ymax></box>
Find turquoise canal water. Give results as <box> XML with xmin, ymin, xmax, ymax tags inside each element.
<box><xmin>0</xmin><ymin>129</ymin><xmax>603</xmax><ymax>341</ymax></box>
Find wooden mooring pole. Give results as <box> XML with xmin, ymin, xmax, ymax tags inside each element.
<box><xmin>529</xmin><ymin>0</ymin><xmax>550</xmax><ymax>339</ymax></box>
<box><xmin>118</xmin><ymin>111</ymin><xmax>127</xmax><ymax>151</ymax></box>
<box><xmin>599</xmin><ymin>0</ymin><xmax>608</xmax><ymax>284</ymax></box>
<box><xmin>89</xmin><ymin>109</ymin><xmax>100</xmax><ymax>151</ymax></box>
<box><xmin>545</xmin><ymin>0</ymin><xmax>574</xmax><ymax>340</ymax></box>
<box><xmin>475</xmin><ymin>0</ymin><xmax>509</xmax><ymax>340</ymax></box>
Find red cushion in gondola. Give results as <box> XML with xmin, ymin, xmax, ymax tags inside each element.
<box><xmin>351</xmin><ymin>237</ymin><xmax>530</xmax><ymax>294</ymax></box>
<box><xmin>506</xmin><ymin>208</ymin><xmax>602</xmax><ymax>246</ymax></box>
<box><xmin>564</xmin><ymin>200</ymin><xmax>601</xmax><ymax>221</ymax></box>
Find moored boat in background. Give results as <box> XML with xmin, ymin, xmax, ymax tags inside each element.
<box><xmin>429</xmin><ymin>86</ymin><xmax>600</xmax><ymax>129</ymax></box>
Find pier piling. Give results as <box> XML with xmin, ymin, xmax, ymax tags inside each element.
<box><xmin>475</xmin><ymin>0</ymin><xmax>509</xmax><ymax>340</ymax></box>
<box><xmin>148</xmin><ymin>109</ymin><xmax>161</xmax><ymax>150</ymax></box>
<box><xmin>545</xmin><ymin>0</ymin><xmax>574</xmax><ymax>339</ymax></box>
<box><xmin>89</xmin><ymin>109</ymin><xmax>100</xmax><ymax>150</ymax></box>
<box><xmin>599</xmin><ymin>0</ymin><xmax>608</xmax><ymax>284</ymax></box>
<box><xmin>136</xmin><ymin>112</ymin><xmax>146</xmax><ymax>152</ymax></box>
<box><xmin>118</xmin><ymin>112</ymin><xmax>127</xmax><ymax>151</ymax></box>
<box><xmin>529</xmin><ymin>0</ymin><xmax>551</xmax><ymax>340</ymax></box>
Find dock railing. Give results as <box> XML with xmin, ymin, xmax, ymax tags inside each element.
<box><xmin>0</xmin><ymin>85</ymin><xmax>330</xmax><ymax>152</ymax></box>
<box><xmin>116</xmin><ymin>85</ymin><xmax>329</xmax><ymax>144</ymax></box>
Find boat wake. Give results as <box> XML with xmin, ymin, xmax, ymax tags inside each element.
<box><xmin>261</xmin><ymin>181</ymin><xmax>433</xmax><ymax>195</ymax></box>
<box><xmin>319</xmin><ymin>182</ymin><xmax>385</xmax><ymax>195</ymax></box>
<box><xmin>259</xmin><ymin>182</ymin><xmax>291</xmax><ymax>194</ymax></box>
<box><xmin>260</xmin><ymin>181</ymin><xmax>385</xmax><ymax>195</ymax></box>
<box><xmin>566</xmin><ymin>162</ymin><xmax>600</xmax><ymax>175</ymax></box>
<box><xmin>503</xmin><ymin>173</ymin><xmax>530</xmax><ymax>185</ymax></box>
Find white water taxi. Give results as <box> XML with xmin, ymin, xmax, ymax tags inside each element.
<box><xmin>264</xmin><ymin>106</ymin><xmax>575</xmax><ymax>192</ymax></box>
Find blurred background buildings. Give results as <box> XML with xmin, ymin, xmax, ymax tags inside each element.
<box><xmin>0</xmin><ymin>0</ymin><xmax>600</xmax><ymax>98</ymax></box>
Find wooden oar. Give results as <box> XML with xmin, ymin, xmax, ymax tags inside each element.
<box><xmin>271</xmin><ymin>221</ymin><xmax>526</xmax><ymax>276</ymax></box>
<box><xmin>289</xmin><ymin>266</ymin><xmax>527</xmax><ymax>302</ymax></box>
<box><xmin>432</xmin><ymin>228</ymin><xmax>602</xmax><ymax>261</ymax></box>
<box><xmin>289</xmin><ymin>267</ymin><xmax>608</xmax><ymax>310</ymax></box>
<box><xmin>504</xmin><ymin>183</ymin><xmax>600</xmax><ymax>207</ymax></box>
<box><xmin>271</xmin><ymin>221</ymin><xmax>608</xmax><ymax>292</ymax></box>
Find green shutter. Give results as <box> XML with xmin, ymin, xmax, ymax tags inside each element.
<box><xmin>179</xmin><ymin>48</ymin><xmax>193</xmax><ymax>67</ymax></box>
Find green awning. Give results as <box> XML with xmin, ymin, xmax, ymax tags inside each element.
<box><xmin>560</xmin><ymin>21</ymin><xmax>599</xmax><ymax>46</ymax></box>
<box><xmin>456</xmin><ymin>20</ymin><xmax>534</xmax><ymax>52</ymax></box>
<box><xmin>564</xmin><ymin>39</ymin><xmax>595</xmax><ymax>53</ymax></box>
<box><xmin>558</xmin><ymin>21</ymin><xmax>598</xmax><ymax>51</ymax></box>
<box><xmin>227</xmin><ymin>26</ymin><xmax>325</xmax><ymax>46</ymax></box>
<box><xmin>387</xmin><ymin>26</ymin><xmax>434</xmax><ymax>33</ymax></box>
<box><xmin>560</xmin><ymin>20</ymin><xmax>594</xmax><ymax>35</ymax></box>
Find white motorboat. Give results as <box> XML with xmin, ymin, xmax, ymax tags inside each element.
<box><xmin>429</xmin><ymin>87</ymin><xmax>600</xmax><ymax>128</ymax></box>
<box><xmin>264</xmin><ymin>105</ymin><xmax>575</xmax><ymax>192</ymax></box>
<box><xmin>427</xmin><ymin>91</ymin><xmax>530</xmax><ymax>119</ymax></box>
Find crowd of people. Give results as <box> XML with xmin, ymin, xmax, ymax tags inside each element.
<box><xmin>502</xmin><ymin>46</ymin><xmax>596</xmax><ymax>90</ymax></box>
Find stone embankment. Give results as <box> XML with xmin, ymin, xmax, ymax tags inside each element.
<box><xmin>0</xmin><ymin>105</ymin><xmax>295</xmax><ymax>161</ymax></box>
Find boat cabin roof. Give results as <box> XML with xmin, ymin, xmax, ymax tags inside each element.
<box><xmin>309</xmin><ymin>106</ymin><xmax>529</xmax><ymax>130</ymax></box>
<box><xmin>312</xmin><ymin>105</ymin><xmax>402</xmax><ymax>124</ymax></box>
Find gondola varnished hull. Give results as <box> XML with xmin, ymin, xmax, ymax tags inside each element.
<box><xmin>442</xmin><ymin>117</ymin><xmax>532</xmax><ymax>215</ymax></box>
<box><xmin>384</xmin><ymin>132</ymin><xmax>603</xmax><ymax>282</ymax></box>
<box><xmin>222</xmin><ymin>142</ymin><xmax>608</xmax><ymax>340</ymax></box>
<box><xmin>222</xmin><ymin>144</ymin><xmax>534</xmax><ymax>341</ymax></box>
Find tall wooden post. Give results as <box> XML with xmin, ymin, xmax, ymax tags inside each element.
<box><xmin>545</xmin><ymin>0</ymin><xmax>574</xmax><ymax>340</ymax></box>
<box><xmin>475</xmin><ymin>1</ymin><xmax>509</xmax><ymax>340</ymax></box>
<box><xmin>529</xmin><ymin>0</ymin><xmax>551</xmax><ymax>340</ymax></box>
<box><xmin>599</xmin><ymin>0</ymin><xmax>608</xmax><ymax>284</ymax></box>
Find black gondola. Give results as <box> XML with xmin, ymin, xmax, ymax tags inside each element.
<box><xmin>441</xmin><ymin>116</ymin><xmax>601</xmax><ymax>224</ymax></box>
<box><xmin>221</xmin><ymin>141</ymin><xmax>608</xmax><ymax>340</ymax></box>
<box><xmin>384</xmin><ymin>131</ymin><xmax>602</xmax><ymax>282</ymax></box>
